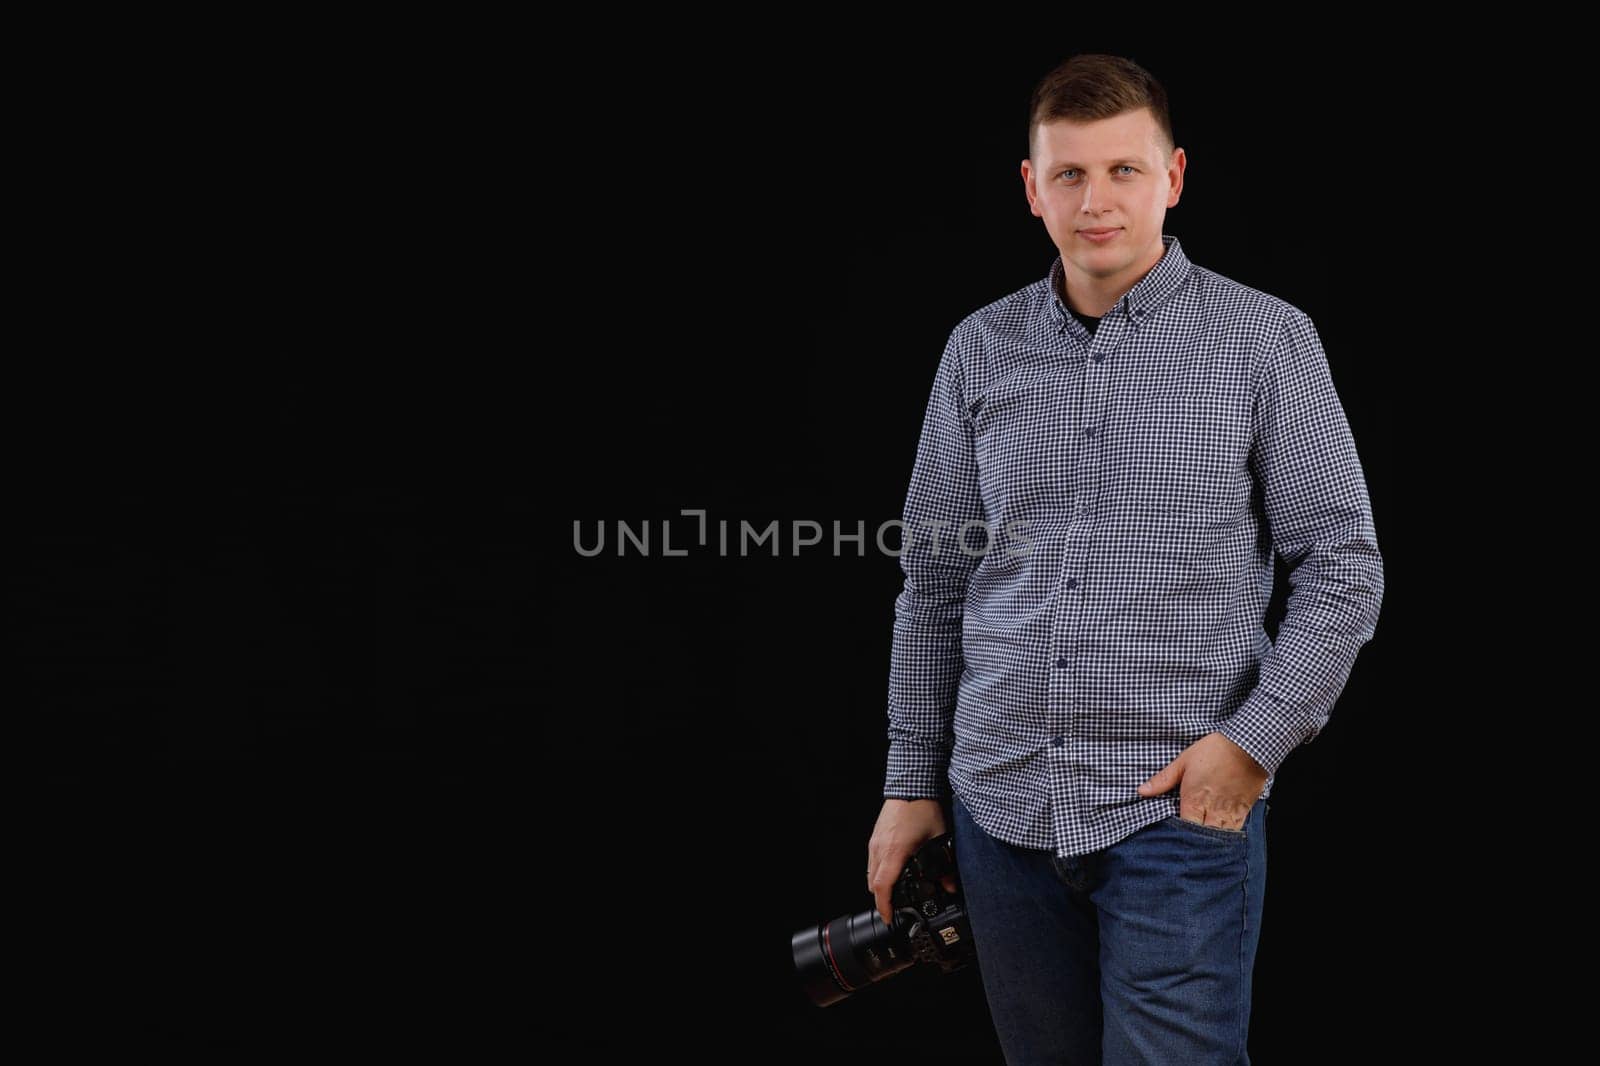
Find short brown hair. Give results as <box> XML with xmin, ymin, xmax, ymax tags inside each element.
<box><xmin>1026</xmin><ymin>54</ymin><xmax>1174</xmax><ymax>164</ymax></box>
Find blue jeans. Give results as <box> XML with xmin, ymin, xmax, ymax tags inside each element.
<box><xmin>951</xmin><ymin>792</ymin><xmax>1268</xmax><ymax>1065</ymax></box>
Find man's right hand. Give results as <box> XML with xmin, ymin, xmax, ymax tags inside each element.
<box><xmin>867</xmin><ymin>798</ymin><xmax>960</xmax><ymax>926</ymax></box>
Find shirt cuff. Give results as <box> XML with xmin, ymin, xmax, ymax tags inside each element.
<box><xmin>883</xmin><ymin>736</ymin><xmax>952</xmax><ymax>800</ymax></box>
<box><xmin>1216</xmin><ymin>690</ymin><xmax>1315</xmax><ymax>778</ymax></box>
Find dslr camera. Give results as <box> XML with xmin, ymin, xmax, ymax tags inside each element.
<box><xmin>791</xmin><ymin>831</ymin><xmax>975</xmax><ymax>1007</ymax></box>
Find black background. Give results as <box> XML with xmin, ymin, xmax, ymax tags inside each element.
<box><xmin>19</xmin><ymin>27</ymin><xmax>1462</xmax><ymax>1060</ymax></box>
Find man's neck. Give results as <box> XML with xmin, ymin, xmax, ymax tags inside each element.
<box><xmin>1062</xmin><ymin>281</ymin><xmax>1110</xmax><ymax>319</ymax></box>
<box><xmin>1061</xmin><ymin>238</ymin><xmax>1167</xmax><ymax>318</ymax></box>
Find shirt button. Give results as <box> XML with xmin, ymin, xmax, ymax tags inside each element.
<box><xmin>1092</xmin><ymin>353</ymin><xmax>1104</xmax><ymax>362</ymax></box>
<box><xmin>1055</xmin><ymin>656</ymin><xmax>1069</xmax><ymax>668</ymax></box>
<box><xmin>1065</xmin><ymin>577</ymin><xmax>1078</xmax><ymax>589</ymax></box>
<box><xmin>1051</xmin><ymin>736</ymin><xmax>1065</xmax><ymax>748</ymax></box>
<box><xmin>1083</xmin><ymin>426</ymin><xmax>1096</xmax><ymax>439</ymax></box>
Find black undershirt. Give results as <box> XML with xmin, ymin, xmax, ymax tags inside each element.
<box><xmin>1069</xmin><ymin>305</ymin><xmax>1101</xmax><ymax>336</ymax></box>
<box><xmin>1059</xmin><ymin>279</ymin><xmax>1102</xmax><ymax>336</ymax></box>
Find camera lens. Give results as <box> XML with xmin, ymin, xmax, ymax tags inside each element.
<box><xmin>790</xmin><ymin>907</ymin><xmax>916</xmax><ymax>1007</ymax></box>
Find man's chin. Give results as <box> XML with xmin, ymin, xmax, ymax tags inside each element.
<box><xmin>1063</xmin><ymin>254</ymin><xmax>1126</xmax><ymax>278</ymax></box>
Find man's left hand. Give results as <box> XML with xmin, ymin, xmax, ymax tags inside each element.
<box><xmin>1136</xmin><ymin>732</ymin><xmax>1269</xmax><ymax>830</ymax></box>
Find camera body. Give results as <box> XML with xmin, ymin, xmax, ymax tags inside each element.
<box><xmin>884</xmin><ymin>831</ymin><xmax>970</xmax><ymax>966</ymax></box>
<box><xmin>792</xmin><ymin>830</ymin><xmax>976</xmax><ymax>1007</ymax></box>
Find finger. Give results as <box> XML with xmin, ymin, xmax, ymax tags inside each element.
<box><xmin>870</xmin><ymin>863</ymin><xmax>894</xmax><ymax>925</ymax></box>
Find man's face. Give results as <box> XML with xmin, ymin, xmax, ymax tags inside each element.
<box><xmin>1021</xmin><ymin>108</ymin><xmax>1185</xmax><ymax>291</ymax></box>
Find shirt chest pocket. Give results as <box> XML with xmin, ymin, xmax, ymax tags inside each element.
<box><xmin>1107</xmin><ymin>388</ymin><xmax>1250</xmax><ymax>517</ymax></box>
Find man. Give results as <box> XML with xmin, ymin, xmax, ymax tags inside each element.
<box><xmin>865</xmin><ymin>54</ymin><xmax>1383</xmax><ymax>1064</ymax></box>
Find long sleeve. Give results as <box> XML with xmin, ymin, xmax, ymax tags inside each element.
<box><xmin>884</xmin><ymin>325</ymin><xmax>987</xmax><ymax>800</ymax></box>
<box><xmin>1218</xmin><ymin>311</ymin><xmax>1386</xmax><ymax>776</ymax></box>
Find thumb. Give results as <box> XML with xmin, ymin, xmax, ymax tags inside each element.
<box><xmin>1137</xmin><ymin>757</ymin><xmax>1181</xmax><ymax>797</ymax></box>
<box><xmin>941</xmin><ymin>874</ymin><xmax>959</xmax><ymax>894</ymax></box>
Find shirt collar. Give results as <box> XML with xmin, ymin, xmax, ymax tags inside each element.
<box><xmin>1046</xmin><ymin>232</ymin><xmax>1192</xmax><ymax>331</ymax></box>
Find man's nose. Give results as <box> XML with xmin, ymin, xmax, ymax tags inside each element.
<box><xmin>1079</xmin><ymin>177</ymin><xmax>1107</xmax><ymax>213</ymax></box>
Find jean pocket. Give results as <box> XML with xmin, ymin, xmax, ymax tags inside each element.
<box><xmin>1166</xmin><ymin>814</ymin><xmax>1247</xmax><ymax>840</ymax></box>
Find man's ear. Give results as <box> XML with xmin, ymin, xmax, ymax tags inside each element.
<box><xmin>1166</xmin><ymin>147</ymin><xmax>1186</xmax><ymax>208</ymax></box>
<box><xmin>1020</xmin><ymin>159</ymin><xmax>1041</xmax><ymax>218</ymax></box>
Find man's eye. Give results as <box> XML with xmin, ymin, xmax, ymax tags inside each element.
<box><xmin>1057</xmin><ymin>167</ymin><xmax>1136</xmax><ymax>180</ymax></box>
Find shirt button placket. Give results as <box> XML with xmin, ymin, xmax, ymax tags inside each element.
<box><xmin>1053</xmin><ymin>573</ymin><xmax>1082</xmax><ymax>749</ymax></box>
